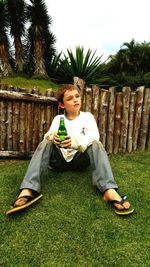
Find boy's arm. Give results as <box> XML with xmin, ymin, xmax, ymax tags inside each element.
<box><xmin>44</xmin><ymin>115</ymin><xmax>60</xmax><ymax>141</ymax></box>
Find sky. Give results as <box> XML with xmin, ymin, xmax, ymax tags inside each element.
<box><xmin>45</xmin><ymin>0</ymin><xmax>150</xmax><ymax>61</ymax></box>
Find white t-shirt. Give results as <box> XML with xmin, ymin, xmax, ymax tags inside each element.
<box><xmin>44</xmin><ymin>111</ymin><xmax>100</xmax><ymax>161</ymax></box>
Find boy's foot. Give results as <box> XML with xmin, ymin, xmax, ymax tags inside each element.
<box><xmin>6</xmin><ymin>189</ymin><xmax>43</xmax><ymax>215</ymax></box>
<box><xmin>13</xmin><ymin>189</ymin><xmax>34</xmax><ymax>207</ymax></box>
<box><xmin>103</xmin><ymin>188</ymin><xmax>134</xmax><ymax>215</ymax></box>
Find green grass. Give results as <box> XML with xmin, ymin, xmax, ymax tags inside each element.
<box><xmin>0</xmin><ymin>150</ymin><xmax>150</xmax><ymax>267</ymax></box>
<box><xmin>1</xmin><ymin>76</ymin><xmax>59</xmax><ymax>92</ymax></box>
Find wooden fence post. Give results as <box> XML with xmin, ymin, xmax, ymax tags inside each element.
<box><xmin>113</xmin><ymin>92</ymin><xmax>123</xmax><ymax>154</ymax></box>
<box><xmin>91</xmin><ymin>85</ymin><xmax>100</xmax><ymax>123</ymax></box>
<box><xmin>7</xmin><ymin>101</ymin><xmax>13</xmax><ymax>151</ymax></box>
<box><xmin>26</xmin><ymin>102</ymin><xmax>33</xmax><ymax>153</ymax></box>
<box><xmin>120</xmin><ymin>87</ymin><xmax>131</xmax><ymax>153</ymax></box>
<box><xmin>147</xmin><ymin>118</ymin><xmax>150</xmax><ymax>150</ymax></box>
<box><xmin>106</xmin><ymin>87</ymin><xmax>116</xmax><ymax>154</ymax></box>
<box><xmin>19</xmin><ymin>102</ymin><xmax>26</xmax><ymax>152</ymax></box>
<box><xmin>0</xmin><ymin>100</ymin><xmax>7</xmax><ymax>150</ymax></box>
<box><xmin>132</xmin><ymin>86</ymin><xmax>145</xmax><ymax>151</ymax></box>
<box><xmin>12</xmin><ymin>101</ymin><xmax>20</xmax><ymax>151</ymax></box>
<box><xmin>84</xmin><ymin>87</ymin><xmax>92</xmax><ymax>112</ymax></box>
<box><xmin>98</xmin><ymin>89</ymin><xmax>109</xmax><ymax>148</ymax></box>
<box><xmin>73</xmin><ymin>77</ymin><xmax>86</xmax><ymax>106</ymax></box>
<box><xmin>127</xmin><ymin>91</ymin><xmax>136</xmax><ymax>153</ymax></box>
<box><xmin>138</xmin><ymin>88</ymin><xmax>150</xmax><ymax>150</ymax></box>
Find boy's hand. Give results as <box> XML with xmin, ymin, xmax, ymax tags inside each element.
<box><xmin>53</xmin><ymin>133</ymin><xmax>61</xmax><ymax>146</ymax></box>
<box><xmin>61</xmin><ymin>135</ymin><xmax>71</xmax><ymax>148</ymax></box>
<box><xmin>53</xmin><ymin>134</ymin><xmax>71</xmax><ymax>148</ymax></box>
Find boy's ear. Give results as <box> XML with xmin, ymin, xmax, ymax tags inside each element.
<box><xmin>59</xmin><ymin>102</ymin><xmax>65</xmax><ymax>109</ymax></box>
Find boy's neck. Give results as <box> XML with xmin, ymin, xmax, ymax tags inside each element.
<box><xmin>65</xmin><ymin>111</ymin><xmax>80</xmax><ymax>120</ymax></box>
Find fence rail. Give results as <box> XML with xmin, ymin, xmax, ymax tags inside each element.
<box><xmin>0</xmin><ymin>80</ymin><xmax>150</xmax><ymax>157</ymax></box>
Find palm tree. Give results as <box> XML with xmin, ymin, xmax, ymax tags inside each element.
<box><xmin>55</xmin><ymin>46</ymin><xmax>108</xmax><ymax>86</ymax></box>
<box><xmin>139</xmin><ymin>41</ymin><xmax>150</xmax><ymax>73</ymax></box>
<box><xmin>43</xmin><ymin>31</ymin><xmax>56</xmax><ymax>77</ymax></box>
<box><xmin>120</xmin><ymin>39</ymin><xmax>141</xmax><ymax>74</ymax></box>
<box><xmin>26</xmin><ymin>0</ymin><xmax>56</xmax><ymax>78</ymax></box>
<box><xmin>0</xmin><ymin>0</ymin><xmax>13</xmax><ymax>76</ymax></box>
<box><xmin>6</xmin><ymin>0</ymin><xmax>27</xmax><ymax>73</ymax></box>
<box><xmin>106</xmin><ymin>39</ymin><xmax>150</xmax><ymax>89</ymax></box>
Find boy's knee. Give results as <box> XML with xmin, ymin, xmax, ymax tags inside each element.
<box><xmin>92</xmin><ymin>140</ymin><xmax>104</xmax><ymax>148</ymax></box>
<box><xmin>37</xmin><ymin>139</ymin><xmax>52</xmax><ymax>150</ymax></box>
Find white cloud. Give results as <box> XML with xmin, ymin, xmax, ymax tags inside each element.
<box><xmin>44</xmin><ymin>0</ymin><xmax>150</xmax><ymax>60</ymax></box>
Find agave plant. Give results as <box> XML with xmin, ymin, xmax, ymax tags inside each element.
<box><xmin>46</xmin><ymin>52</ymin><xmax>62</xmax><ymax>82</ymax></box>
<box><xmin>55</xmin><ymin>46</ymin><xmax>109</xmax><ymax>86</ymax></box>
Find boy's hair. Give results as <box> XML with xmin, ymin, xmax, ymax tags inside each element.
<box><xmin>56</xmin><ymin>84</ymin><xmax>81</xmax><ymax>103</ymax></box>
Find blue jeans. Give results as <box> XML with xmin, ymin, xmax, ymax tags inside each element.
<box><xmin>20</xmin><ymin>140</ymin><xmax>118</xmax><ymax>194</ymax></box>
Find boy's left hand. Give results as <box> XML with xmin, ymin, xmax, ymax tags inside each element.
<box><xmin>61</xmin><ymin>135</ymin><xmax>71</xmax><ymax>148</ymax></box>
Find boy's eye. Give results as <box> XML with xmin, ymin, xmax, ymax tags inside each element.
<box><xmin>67</xmin><ymin>97</ymin><xmax>73</xmax><ymax>101</ymax></box>
<box><xmin>66</xmin><ymin>94</ymin><xmax>80</xmax><ymax>101</ymax></box>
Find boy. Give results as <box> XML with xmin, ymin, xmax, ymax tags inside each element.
<box><xmin>6</xmin><ymin>84</ymin><xmax>134</xmax><ymax>215</ymax></box>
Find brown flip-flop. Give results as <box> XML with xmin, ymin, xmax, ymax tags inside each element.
<box><xmin>6</xmin><ymin>194</ymin><xmax>43</xmax><ymax>215</ymax></box>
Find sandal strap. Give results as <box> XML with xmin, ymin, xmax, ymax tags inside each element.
<box><xmin>17</xmin><ymin>195</ymin><xmax>34</xmax><ymax>200</ymax></box>
<box><xmin>111</xmin><ymin>195</ymin><xmax>128</xmax><ymax>205</ymax></box>
<box><xmin>12</xmin><ymin>195</ymin><xmax>34</xmax><ymax>207</ymax></box>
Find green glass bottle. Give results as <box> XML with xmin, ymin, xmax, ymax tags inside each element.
<box><xmin>57</xmin><ymin>117</ymin><xmax>67</xmax><ymax>142</ymax></box>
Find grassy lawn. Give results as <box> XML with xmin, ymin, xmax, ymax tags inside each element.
<box><xmin>0</xmin><ymin>150</ymin><xmax>149</xmax><ymax>266</ymax></box>
<box><xmin>1</xmin><ymin>76</ymin><xmax>59</xmax><ymax>92</ymax></box>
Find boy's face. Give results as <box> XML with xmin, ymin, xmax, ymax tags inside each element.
<box><xmin>59</xmin><ymin>89</ymin><xmax>81</xmax><ymax>115</ymax></box>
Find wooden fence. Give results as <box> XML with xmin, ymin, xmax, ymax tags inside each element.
<box><xmin>0</xmin><ymin>84</ymin><xmax>58</xmax><ymax>157</ymax></box>
<box><xmin>0</xmin><ymin>79</ymin><xmax>150</xmax><ymax>157</ymax></box>
<box><xmin>81</xmin><ymin>85</ymin><xmax>150</xmax><ymax>154</ymax></box>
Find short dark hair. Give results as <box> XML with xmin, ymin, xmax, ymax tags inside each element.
<box><xmin>56</xmin><ymin>84</ymin><xmax>81</xmax><ymax>103</ymax></box>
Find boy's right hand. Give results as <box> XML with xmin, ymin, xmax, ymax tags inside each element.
<box><xmin>53</xmin><ymin>133</ymin><xmax>61</xmax><ymax>146</ymax></box>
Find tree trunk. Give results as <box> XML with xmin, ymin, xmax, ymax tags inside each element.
<box><xmin>14</xmin><ymin>36</ymin><xmax>24</xmax><ymax>73</ymax></box>
<box><xmin>33</xmin><ymin>38</ymin><xmax>48</xmax><ymax>77</ymax></box>
<box><xmin>0</xmin><ymin>44</ymin><xmax>13</xmax><ymax>76</ymax></box>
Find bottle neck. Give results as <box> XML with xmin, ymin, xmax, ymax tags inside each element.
<box><xmin>60</xmin><ymin>118</ymin><xmax>65</xmax><ymax>127</ymax></box>
<box><xmin>59</xmin><ymin>118</ymin><xmax>67</xmax><ymax>131</ymax></box>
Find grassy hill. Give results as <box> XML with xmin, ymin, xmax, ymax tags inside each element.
<box><xmin>1</xmin><ymin>76</ymin><xmax>59</xmax><ymax>93</ymax></box>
